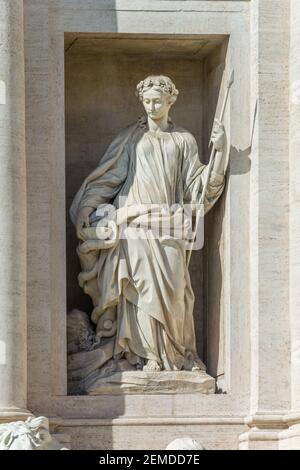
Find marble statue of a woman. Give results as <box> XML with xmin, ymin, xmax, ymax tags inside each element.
<box><xmin>69</xmin><ymin>75</ymin><xmax>227</xmax><ymax>379</ymax></box>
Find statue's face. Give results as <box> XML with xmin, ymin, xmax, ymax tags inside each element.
<box><xmin>142</xmin><ymin>88</ymin><xmax>172</xmax><ymax>120</ymax></box>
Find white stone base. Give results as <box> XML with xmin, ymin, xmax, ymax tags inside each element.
<box><xmin>54</xmin><ymin>418</ymin><xmax>245</xmax><ymax>450</ymax></box>
<box><xmin>86</xmin><ymin>370</ymin><xmax>216</xmax><ymax>395</ymax></box>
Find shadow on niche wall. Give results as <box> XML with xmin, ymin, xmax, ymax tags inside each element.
<box><xmin>202</xmin><ymin>144</ymin><xmax>251</xmax><ymax>389</ymax></box>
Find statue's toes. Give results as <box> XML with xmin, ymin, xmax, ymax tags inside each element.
<box><xmin>143</xmin><ymin>360</ymin><xmax>161</xmax><ymax>372</ymax></box>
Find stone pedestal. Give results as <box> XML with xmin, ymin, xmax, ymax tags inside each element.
<box><xmin>86</xmin><ymin>371</ymin><xmax>216</xmax><ymax>395</ymax></box>
<box><xmin>0</xmin><ymin>0</ymin><xmax>30</xmax><ymax>423</ymax></box>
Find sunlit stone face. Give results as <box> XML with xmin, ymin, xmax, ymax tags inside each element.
<box><xmin>142</xmin><ymin>88</ymin><xmax>172</xmax><ymax>120</ymax></box>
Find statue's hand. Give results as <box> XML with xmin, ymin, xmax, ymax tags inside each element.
<box><xmin>211</xmin><ymin>118</ymin><xmax>225</xmax><ymax>152</ymax></box>
<box><xmin>76</xmin><ymin>206</ymin><xmax>94</xmax><ymax>239</ymax></box>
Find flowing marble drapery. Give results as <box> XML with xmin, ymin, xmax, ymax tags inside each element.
<box><xmin>70</xmin><ymin>120</ymin><xmax>225</xmax><ymax>371</ymax></box>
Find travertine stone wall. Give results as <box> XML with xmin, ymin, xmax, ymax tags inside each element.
<box><xmin>240</xmin><ymin>0</ymin><xmax>290</xmax><ymax>449</ymax></box>
<box><xmin>24</xmin><ymin>0</ymin><xmax>68</xmax><ymax>405</ymax></box>
<box><xmin>249</xmin><ymin>0</ymin><xmax>290</xmax><ymax>410</ymax></box>
<box><xmin>1</xmin><ymin>0</ymin><xmax>296</xmax><ymax>450</ymax></box>
<box><xmin>25</xmin><ymin>0</ymin><xmax>252</xmax><ymax>449</ymax></box>
<box><xmin>279</xmin><ymin>0</ymin><xmax>300</xmax><ymax>450</ymax></box>
<box><xmin>289</xmin><ymin>0</ymin><xmax>300</xmax><ymax>415</ymax></box>
<box><xmin>0</xmin><ymin>0</ymin><xmax>29</xmax><ymax>421</ymax></box>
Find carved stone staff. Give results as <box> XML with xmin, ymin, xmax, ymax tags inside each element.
<box><xmin>200</xmin><ymin>70</ymin><xmax>234</xmax><ymax>204</ymax></box>
<box><xmin>187</xmin><ymin>70</ymin><xmax>234</xmax><ymax>265</ymax></box>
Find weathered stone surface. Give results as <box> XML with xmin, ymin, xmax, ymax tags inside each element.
<box><xmin>0</xmin><ymin>0</ymin><xmax>297</xmax><ymax>452</ymax></box>
<box><xmin>86</xmin><ymin>370</ymin><xmax>216</xmax><ymax>395</ymax></box>
<box><xmin>0</xmin><ymin>0</ymin><xmax>28</xmax><ymax>422</ymax></box>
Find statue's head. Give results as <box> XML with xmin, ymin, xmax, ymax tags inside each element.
<box><xmin>136</xmin><ymin>75</ymin><xmax>179</xmax><ymax>121</ymax></box>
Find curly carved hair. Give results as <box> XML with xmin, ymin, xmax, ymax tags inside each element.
<box><xmin>136</xmin><ymin>75</ymin><xmax>179</xmax><ymax>104</ymax></box>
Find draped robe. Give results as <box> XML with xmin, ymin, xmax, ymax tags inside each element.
<box><xmin>70</xmin><ymin>121</ymin><xmax>225</xmax><ymax>370</ymax></box>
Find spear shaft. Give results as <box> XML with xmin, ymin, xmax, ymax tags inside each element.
<box><xmin>187</xmin><ymin>70</ymin><xmax>234</xmax><ymax>265</ymax></box>
<box><xmin>200</xmin><ymin>70</ymin><xmax>234</xmax><ymax>205</ymax></box>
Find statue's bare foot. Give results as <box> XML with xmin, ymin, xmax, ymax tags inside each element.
<box><xmin>143</xmin><ymin>360</ymin><xmax>161</xmax><ymax>372</ymax></box>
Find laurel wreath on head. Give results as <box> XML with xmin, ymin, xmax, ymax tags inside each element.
<box><xmin>136</xmin><ymin>76</ymin><xmax>179</xmax><ymax>101</ymax></box>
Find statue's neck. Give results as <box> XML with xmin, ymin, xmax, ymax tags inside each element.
<box><xmin>147</xmin><ymin>115</ymin><xmax>170</xmax><ymax>132</ymax></box>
